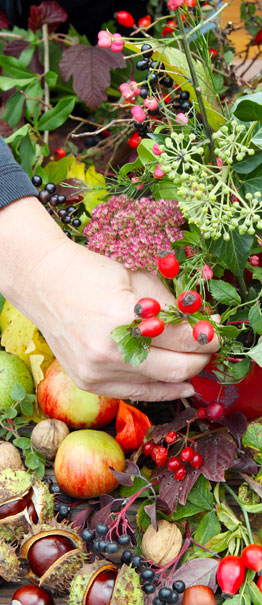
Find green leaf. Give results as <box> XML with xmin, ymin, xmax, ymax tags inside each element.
<box><xmin>232</xmin><ymin>91</ymin><xmax>262</xmax><ymax>121</ymax></box>
<box><xmin>4</xmin><ymin>124</ymin><xmax>30</xmax><ymax>144</ymax></box>
<box><xmin>120</xmin><ymin>476</ymin><xmax>150</xmax><ymax>498</ymax></box>
<box><xmin>5</xmin><ymin>407</ymin><xmax>18</xmax><ymax>419</ymax></box>
<box><xmin>111</xmin><ymin>325</ymin><xmax>151</xmax><ymax>366</ymax></box>
<box><xmin>44</xmin><ymin>155</ymin><xmax>73</xmax><ymax>184</ymax></box>
<box><xmin>137</xmin><ymin>139</ymin><xmax>156</xmax><ymax>166</ymax></box>
<box><xmin>119</xmin><ymin>156</ymin><xmax>142</xmax><ymax>177</ymax></box>
<box><xmin>34</xmin><ymin>461</ymin><xmax>45</xmax><ymax>479</ymax></box>
<box><xmin>233</xmin><ymin>152</ymin><xmax>262</xmax><ymax>174</ymax></box>
<box><xmin>13</xmin><ymin>437</ymin><xmax>31</xmax><ymax>450</ymax></box>
<box><xmin>216</xmin><ymin>325</ymin><xmax>241</xmax><ymax>339</ymax></box>
<box><xmin>240</xmin><ymin>176</ymin><xmax>262</xmax><ymax>198</ymax></box>
<box><xmin>187</xmin><ymin>475</ymin><xmax>214</xmax><ymax>510</ymax></box>
<box><xmin>45</xmin><ymin>70</ymin><xmax>58</xmax><ymax>87</ymax></box>
<box><xmin>10</xmin><ymin>382</ymin><xmax>26</xmax><ymax>401</ymax></box>
<box><xmin>2</xmin><ymin>90</ymin><xmax>25</xmax><ymax>128</ymax></box>
<box><xmin>38</xmin><ymin>96</ymin><xmax>76</xmax><ymax>131</ymax></box>
<box><xmin>194</xmin><ymin>511</ymin><xmax>221</xmax><ymax>546</ymax></box>
<box><xmin>214</xmin><ymin>358</ymin><xmax>251</xmax><ymax>384</ymax></box>
<box><xmin>251</xmin><ymin>127</ymin><xmax>262</xmax><ymax>149</ymax></box>
<box><xmin>0</xmin><ymin>55</ymin><xmax>35</xmax><ymax>79</ymax></box>
<box><xmin>25</xmin><ymin>453</ymin><xmax>40</xmax><ymax>470</ymax></box>
<box><xmin>205</xmin><ymin>529</ymin><xmax>232</xmax><ymax>553</ymax></box>
<box><xmin>223</xmin><ymin>49</ymin><xmax>234</xmax><ymax>63</ymax></box>
<box><xmin>169</xmin><ymin>502</ymin><xmax>204</xmax><ymax>521</ymax></box>
<box><xmin>0</xmin><ymin>75</ymin><xmax>35</xmax><ymax>90</ymax></box>
<box><xmin>19</xmin><ymin>133</ymin><xmax>36</xmax><ymax>178</ymax></box>
<box><xmin>248</xmin><ymin>303</ymin><xmax>262</xmax><ymax>335</ymax></box>
<box><xmin>210</xmin><ymin>231</ymin><xmax>254</xmax><ymax>277</ymax></box>
<box><xmin>243</xmin><ymin>423</ymin><xmax>262</xmax><ymax>452</ymax></box>
<box><xmin>209</xmin><ymin>279</ymin><xmax>241</xmax><ymax>305</ymax></box>
<box><xmin>247</xmin><ymin>336</ymin><xmax>262</xmax><ymax>367</ymax></box>
<box><xmin>0</xmin><ymin>293</ymin><xmax>5</xmax><ymax>313</ymax></box>
<box><xmin>20</xmin><ymin>399</ymin><xmax>34</xmax><ymax>417</ymax></box>
<box><xmin>248</xmin><ymin>582</ymin><xmax>262</xmax><ymax>605</ymax></box>
<box><xmin>136</xmin><ymin>499</ymin><xmax>153</xmax><ymax>532</ymax></box>
<box><xmin>24</xmin><ymin>79</ymin><xmax>43</xmax><ymax>117</ymax></box>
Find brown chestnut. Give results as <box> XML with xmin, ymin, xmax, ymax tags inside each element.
<box><xmin>86</xmin><ymin>569</ymin><xmax>117</xmax><ymax>605</ymax></box>
<box><xmin>28</xmin><ymin>535</ymin><xmax>75</xmax><ymax>577</ymax></box>
<box><xmin>11</xmin><ymin>584</ymin><xmax>55</xmax><ymax>605</ymax></box>
<box><xmin>0</xmin><ymin>490</ymin><xmax>31</xmax><ymax>519</ymax></box>
<box><xmin>182</xmin><ymin>585</ymin><xmax>216</xmax><ymax>605</ymax></box>
<box><xmin>27</xmin><ymin>499</ymin><xmax>38</xmax><ymax>524</ymax></box>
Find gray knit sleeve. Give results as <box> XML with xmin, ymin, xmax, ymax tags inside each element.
<box><xmin>0</xmin><ymin>137</ymin><xmax>38</xmax><ymax>208</ymax></box>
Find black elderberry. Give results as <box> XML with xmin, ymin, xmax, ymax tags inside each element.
<box><xmin>172</xmin><ymin>100</ymin><xmax>181</xmax><ymax>111</ymax></box>
<box><xmin>46</xmin><ymin>207</ymin><xmax>54</xmax><ymax>215</ymax></box>
<box><xmin>141</xmin><ymin>568</ymin><xmax>156</xmax><ymax>582</ymax></box>
<box><xmin>45</xmin><ymin>182</ymin><xmax>56</xmax><ymax>194</ymax></box>
<box><xmin>162</xmin><ymin>76</ymin><xmax>173</xmax><ymax>88</ymax></box>
<box><xmin>143</xmin><ymin>583</ymin><xmax>155</xmax><ymax>594</ymax></box>
<box><xmin>62</xmin><ymin>215</ymin><xmax>71</xmax><ymax>224</ymax></box>
<box><xmin>117</xmin><ymin>534</ymin><xmax>131</xmax><ymax>546</ymax></box>
<box><xmin>153</xmin><ymin>599</ymin><xmax>163</xmax><ymax>605</ymax></box>
<box><xmin>180</xmin><ymin>100</ymin><xmax>193</xmax><ymax>113</ymax></box>
<box><xmin>49</xmin><ymin>483</ymin><xmax>60</xmax><ymax>494</ymax></box>
<box><xmin>57</xmin><ymin>503</ymin><xmax>71</xmax><ymax>522</ymax></box>
<box><xmin>64</xmin><ymin>231</ymin><xmax>72</xmax><ymax>238</ymax></box>
<box><xmin>105</xmin><ymin>542</ymin><xmax>119</xmax><ymax>554</ymax></box>
<box><xmin>121</xmin><ymin>549</ymin><xmax>133</xmax><ymax>565</ymax></box>
<box><xmin>49</xmin><ymin>195</ymin><xmax>59</xmax><ymax>207</ymax></box>
<box><xmin>96</xmin><ymin>523</ymin><xmax>109</xmax><ymax>536</ymax></box>
<box><xmin>148</xmin><ymin>108</ymin><xmax>160</xmax><ymax>116</ymax></box>
<box><xmin>72</xmin><ymin>218</ymin><xmax>81</xmax><ymax>228</ymax></box>
<box><xmin>140</xmin><ymin>86</ymin><xmax>150</xmax><ymax>99</ymax></box>
<box><xmin>158</xmin><ymin>587</ymin><xmax>172</xmax><ymax>601</ymax></box>
<box><xmin>58</xmin><ymin>209</ymin><xmax>67</xmax><ymax>218</ymax></box>
<box><xmin>66</xmin><ymin>205</ymin><xmax>76</xmax><ymax>214</ymax></box>
<box><xmin>180</xmin><ymin>90</ymin><xmax>190</xmax><ymax>101</ymax></box>
<box><xmin>131</xmin><ymin>555</ymin><xmax>143</xmax><ymax>570</ymax></box>
<box><xmin>172</xmin><ymin>580</ymin><xmax>185</xmax><ymax>593</ymax></box>
<box><xmin>98</xmin><ymin>539</ymin><xmax>108</xmax><ymax>552</ymax></box>
<box><xmin>38</xmin><ymin>190</ymin><xmax>50</xmax><ymax>204</ymax></box>
<box><xmin>146</xmin><ymin>72</ymin><xmax>158</xmax><ymax>86</ymax></box>
<box><xmin>93</xmin><ymin>538</ymin><xmax>102</xmax><ymax>553</ymax></box>
<box><xmin>136</xmin><ymin>58</ymin><xmax>149</xmax><ymax>71</ymax></box>
<box><xmin>168</xmin><ymin>590</ymin><xmax>179</xmax><ymax>603</ymax></box>
<box><xmin>57</xmin><ymin>195</ymin><xmax>66</xmax><ymax>204</ymax></box>
<box><xmin>82</xmin><ymin>528</ymin><xmax>95</xmax><ymax>542</ymax></box>
<box><xmin>141</xmin><ymin>43</ymin><xmax>153</xmax><ymax>58</ymax></box>
<box><xmin>32</xmin><ymin>175</ymin><xmax>42</xmax><ymax>187</ymax></box>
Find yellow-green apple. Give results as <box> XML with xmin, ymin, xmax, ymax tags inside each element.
<box><xmin>54</xmin><ymin>430</ymin><xmax>125</xmax><ymax>498</ymax></box>
<box><xmin>37</xmin><ymin>359</ymin><xmax>118</xmax><ymax>429</ymax></box>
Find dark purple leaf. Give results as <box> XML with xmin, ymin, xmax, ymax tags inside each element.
<box><xmin>151</xmin><ymin>408</ymin><xmax>197</xmax><ymax>442</ymax></box>
<box><xmin>144</xmin><ymin>502</ymin><xmax>158</xmax><ymax>531</ymax></box>
<box><xmin>231</xmin><ymin>456</ymin><xmax>258</xmax><ymax>475</ymax></box>
<box><xmin>59</xmin><ymin>45</ymin><xmax>125</xmax><ymax>110</ymax></box>
<box><xmin>109</xmin><ymin>460</ymin><xmax>141</xmax><ymax>486</ymax></box>
<box><xmin>197</xmin><ymin>431</ymin><xmax>237</xmax><ymax>482</ymax></box>
<box><xmin>4</xmin><ymin>40</ymin><xmax>43</xmax><ymax>74</ymax></box>
<box><xmin>90</xmin><ymin>497</ymin><xmax>125</xmax><ymax>529</ymax></box>
<box><xmin>222</xmin><ymin>412</ymin><xmax>248</xmax><ymax>447</ymax></box>
<box><xmin>71</xmin><ymin>506</ymin><xmax>93</xmax><ymax>533</ymax></box>
<box><xmin>0</xmin><ymin>10</ymin><xmax>9</xmax><ymax>28</ymax></box>
<box><xmin>159</xmin><ymin>466</ymin><xmax>201</xmax><ymax>513</ymax></box>
<box><xmin>28</xmin><ymin>1</ymin><xmax>68</xmax><ymax>33</ymax></box>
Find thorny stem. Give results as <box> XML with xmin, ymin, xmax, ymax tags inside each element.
<box><xmin>42</xmin><ymin>23</ymin><xmax>50</xmax><ymax>146</ymax></box>
<box><xmin>176</xmin><ymin>8</ymin><xmax>216</xmax><ymax>165</ymax></box>
<box><xmin>224</xmin><ymin>484</ymin><xmax>254</xmax><ymax>545</ymax></box>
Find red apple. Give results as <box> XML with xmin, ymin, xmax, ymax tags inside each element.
<box><xmin>54</xmin><ymin>429</ymin><xmax>125</xmax><ymax>498</ymax></box>
<box><xmin>37</xmin><ymin>359</ymin><xmax>118</xmax><ymax>429</ymax></box>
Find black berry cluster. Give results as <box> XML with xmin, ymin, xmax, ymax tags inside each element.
<box><xmin>32</xmin><ymin>174</ymin><xmax>82</xmax><ymax>237</ymax></box>
<box><xmin>82</xmin><ymin>523</ymin><xmax>132</xmax><ymax>556</ymax></box>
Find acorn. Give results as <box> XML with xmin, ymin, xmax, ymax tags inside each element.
<box><xmin>0</xmin><ymin>469</ymin><xmax>54</xmax><ymax>542</ymax></box>
<box><xmin>0</xmin><ymin>539</ymin><xmax>22</xmax><ymax>583</ymax></box>
<box><xmin>69</xmin><ymin>561</ymin><xmax>144</xmax><ymax>604</ymax></box>
<box><xmin>20</xmin><ymin>519</ymin><xmax>86</xmax><ymax>595</ymax></box>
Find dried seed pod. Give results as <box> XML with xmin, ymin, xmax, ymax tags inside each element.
<box><xmin>69</xmin><ymin>561</ymin><xmax>144</xmax><ymax>604</ymax></box>
<box><xmin>0</xmin><ymin>469</ymin><xmax>54</xmax><ymax>542</ymax></box>
<box><xmin>20</xmin><ymin>519</ymin><xmax>86</xmax><ymax>595</ymax></box>
<box><xmin>141</xmin><ymin>519</ymin><xmax>182</xmax><ymax>565</ymax></box>
<box><xmin>31</xmin><ymin>419</ymin><xmax>69</xmax><ymax>460</ymax></box>
<box><xmin>0</xmin><ymin>441</ymin><xmax>23</xmax><ymax>471</ymax></box>
<box><xmin>0</xmin><ymin>540</ymin><xmax>22</xmax><ymax>582</ymax></box>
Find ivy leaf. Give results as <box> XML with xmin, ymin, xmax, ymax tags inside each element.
<box><xmin>197</xmin><ymin>432</ymin><xmax>237</xmax><ymax>482</ymax></box>
<box><xmin>210</xmin><ymin>232</ymin><xmax>254</xmax><ymax>277</ymax></box>
<box><xmin>247</xmin><ymin>336</ymin><xmax>262</xmax><ymax>367</ymax></box>
<box><xmin>248</xmin><ymin>302</ymin><xmax>262</xmax><ymax>335</ymax></box>
<box><xmin>59</xmin><ymin>45</ymin><xmax>125</xmax><ymax>110</ymax></box>
<box><xmin>28</xmin><ymin>1</ymin><xmax>68</xmax><ymax>33</ymax></box>
<box><xmin>209</xmin><ymin>280</ymin><xmax>241</xmax><ymax>305</ymax></box>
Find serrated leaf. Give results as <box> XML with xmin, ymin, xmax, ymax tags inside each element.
<box><xmin>194</xmin><ymin>511</ymin><xmax>221</xmax><ymax>547</ymax></box>
<box><xmin>187</xmin><ymin>475</ymin><xmax>214</xmax><ymax>511</ymax></box>
<box><xmin>13</xmin><ymin>436</ymin><xmax>31</xmax><ymax>450</ymax></box>
<box><xmin>159</xmin><ymin>466</ymin><xmax>202</xmax><ymax>512</ymax></box>
<box><xmin>111</xmin><ymin>325</ymin><xmax>150</xmax><ymax>366</ymax></box>
<box><xmin>170</xmin><ymin>558</ymin><xmax>218</xmax><ymax>593</ymax></box>
<box><xmin>197</xmin><ymin>432</ymin><xmax>237</xmax><ymax>482</ymax></box>
<box><xmin>28</xmin><ymin>1</ymin><xmax>68</xmax><ymax>33</ymax></box>
<box><xmin>59</xmin><ymin>45</ymin><xmax>125</xmax><ymax>110</ymax></box>
<box><xmin>10</xmin><ymin>382</ymin><xmax>26</xmax><ymax>401</ymax></box>
<box><xmin>209</xmin><ymin>279</ymin><xmax>241</xmax><ymax>305</ymax></box>
<box><xmin>247</xmin><ymin>336</ymin><xmax>262</xmax><ymax>367</ymax></box>
<box><xmin>248</xmin><ymin>303</ymin><xmax>262</xmax><ymax>335</ymax></box>
<box><xmin>243</xmin><ymin>423</ymin><xmax>262</xmax><ymax>453</ymax></box>
<box><xmin>136</xmin><ymin>499</ymin><xmax>153</xmax><ymax>532</ymax></box>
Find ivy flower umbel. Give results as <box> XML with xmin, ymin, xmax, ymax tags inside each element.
<box><xmin>83</xmin><ymin>195</ymin><xmax>184</xmax><ymax>272</ymax></box>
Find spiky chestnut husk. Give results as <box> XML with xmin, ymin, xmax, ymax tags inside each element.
<box><xmin>0</xmin><ymin>539</ymin><xmax>22</xmax><ymax>582</ymax></box>
<box><xmin>69</xmin><ymin>560</ymin><xmax>118</xmax><ymax>605</ymax></box>
<box><xmin>69</xmin><ymin>562</ymin><xmax>144</xmax><ymax>605</ymax></box>
<box><xmin>20</xmin><ymin>519</ymin><xmax>86</xmax><ymax>595</ymax></box>
<box><xmin>0</xmin><ymin>469</ymin><xmax>54</xmax><ymax>542</ymax></box>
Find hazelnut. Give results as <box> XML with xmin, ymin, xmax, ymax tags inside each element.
<box><xmin>141</xmin><ymin>519</ymin><xmax>182</xmax><ymax>565</ymax></box>
<box><xmin>31</xmin><ymin>419</ymin><xmax>69</xmax><ymax>460</ymax></box>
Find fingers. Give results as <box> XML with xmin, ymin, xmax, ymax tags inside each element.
<box><xmin>137</xmin><ymin>347</ymin><xmax>211</xmax><ymax>383</ymax></box>
<box><xmin>85</xmin><ymin>380</ymin><xmax>195</xmax><ymax>402</ymax></box>
<box><xmin>154</xmin><ymin>316</ymin><xmax>220</xmax><ymax>354</ymax></box>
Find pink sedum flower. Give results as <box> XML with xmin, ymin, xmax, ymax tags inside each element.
<box><xmin>131</xmin><ymin>105</ymin><xmax>146</xmax><ymax>122</ymax></box>
<box><xmin>168</xmin><ymin>0</ymin><xmax>185</xmax><ymax>9</ymax></box>
<box><xmin>97</xmin><ymin>30</ymin><xmax>112</xmax><ymax>48</ymax></box>
<box><xmin>175</xmin><ymin>112</ymin><xmax>188</xmax><ymax>125</ymax></box>
<box><xmin>152</xmin><ymin>143</ymin><xmax>163</xmax><ymax>156</ymax></box>
<box><xmin>154</xmin><ymin>164</ymin><xmax>166</xmax><ymax>179</ymax></box>
<box><xmin>144</xmin><ymin>97</ymin><xmax>159</xmax><ymax>110</ymax></box>
<box><xmin>83</xmin><ymin>195</ymin><xmax>184</xmax><ymax>272</ymax></box>
<box><xmin>111</xmin><ymin>33</ymin><xmax>124</xmax><ymax>52</ymax></box>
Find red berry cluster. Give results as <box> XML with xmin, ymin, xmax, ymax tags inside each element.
<box><xmin>133</xmin><ymin>297</ymin><xmax>165</xmax><ymax>338</ymax></box>
<box><xmin>197</xmin><ymin>402</ymin><xmax>225</xmax><ymax>421</ymax></box>
<box><xmin>142</xmin><ymin>431</ymin><xmax>203</xmax><ymax>481</ymax></box>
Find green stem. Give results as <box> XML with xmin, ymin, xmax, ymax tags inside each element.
<box><xmin>238</xmin><ymin>273</ymin><xmax>248</xmax><ymax>303</ymax></box>
<box><xmin>224</xmin><ymin>483</ymin><xmax>254</xmax><ymax>545</ymax></box>
<box><xmin>42</xmin><ymin>23</ymin><xmax>50</xmax><ymax>146</ymax></box>
<box><xmin>176</xmin><ymin>9</ymin><xmax>216</xmax><ymax>166</ymax></box>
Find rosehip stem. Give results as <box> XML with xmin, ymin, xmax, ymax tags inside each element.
<box><xmin>224</xmin><ymin>484</ymin><xmax>254</xmax><ymax>545</ymax></box>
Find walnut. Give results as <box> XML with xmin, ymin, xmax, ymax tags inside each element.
<box><xmin>31</xmin><ymin>419</ymin><xmax>69</xmax><ymax>460</ymax></box>
<box><xmin>0</xmin><ymin>441</ymin><xmax>23</xmax><ymax>470</ymax></box>
<box><xmin>141</xmin><ymin>519</ymin><xmax>182</xmax><ymax>565</ymax></box>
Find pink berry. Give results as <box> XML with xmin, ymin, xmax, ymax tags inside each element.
<box><xmin>111</xmin><ymin>33</ymin><xmax>124</xmax><ymax>52</ymax></box>
<box><xmin>152</xmin><ymin>143</ymin><xmax>163</xmax><ymax>156</ymax></box>
<box><xmin>175</xmin><ymin>112</ymin><xmax>188</xmax><ymax>125</ymax></box>
<box><xmin>144</xmin><ymin>97</ymin><xmax>159</xmax><ymax>110</ymax></box>
<box><xmin>154</xmin><ymin>164</ymin><xmax>165</xmax><ymax>179</ymax></box>
<box><xmin>97</xmin><ymin>30</ymin><xmax>112</xmax><ymax>48</ymax></box>
<box><xmin>168</xmin><ymin>0</ymin><xmax>185</xmax><ymax>10</ymax></box>
<box><xmin>198</xmin><ymin>264</ymin><xmax>213</xmax><ymax>280</ymax></box>
<box><xmin>131</xmin><ymin>105</ymin><xmax>146</xmax><ymax>122</ymax></box>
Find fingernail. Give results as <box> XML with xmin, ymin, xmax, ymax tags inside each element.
<box><xmin>181</xmin><ymin>385</ymin><xmax>195</xmax><ymax>398</ymax></box>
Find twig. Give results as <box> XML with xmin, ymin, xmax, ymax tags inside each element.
<box><xmin>71</xmin><ymin>118</ymin><xmax>132</xmax><ymax>138</ymax></box>
<box><xmin>42</xmin><ymin>23</ymin><xmax>50</xmax><ymax>146</ymax></box>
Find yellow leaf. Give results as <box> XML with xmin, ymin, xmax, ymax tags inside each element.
<box><xmin>83</xmin><ymin>165</ymin><xmax>107</xmax><ymax>213</ymax></box>
<box><xmin>67</xmin><ymin>157</ymin><xmax>86</xmax><ymax>181</ymax></box>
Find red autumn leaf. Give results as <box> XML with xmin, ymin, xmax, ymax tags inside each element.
<box><xmin>115</xmin><ymin>400</ymin><xmax>152</xmax><ymax>453</ymax></box>
<box><xmin>28</xmin><ymin>1</ymin><xmax>68</xmax><ymax>33</ymax></box>
<box><xmin>59</xmin><ymin>45</ymin><xmax>125</xmax><ymax>110</ymax></box>
<box><xmin>159</xmin><ymin>466</ymin><xmax>202</xmax><ymax>513</ymax></box>
<box><xmin>0</xmin><ymin>10</ymin><xmax>9</xmax><ymax>28</ymax></box>
<box><xmin>197</xmin><ymin>431</ymin><xmax>237</xmax><ymax>482</ymax></box>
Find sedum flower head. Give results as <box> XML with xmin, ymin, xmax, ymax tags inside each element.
<box><xmin>83</xmin><ymin>195</ymin><xmax>184</xmax><ymax>272</ymax></box>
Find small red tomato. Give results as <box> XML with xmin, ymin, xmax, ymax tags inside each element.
<box><xmin>217</xmin><ymin>555</ymin><xmax>245</xmax><ymax>596</ymax></box>
<box><xmin>192</xmin><ymin>320</ymin><xmax>215</xmax><ymax>345</ymax></box>
<box><xmin>115</xmin><ymin>11</ymin><xmax>135</xmax><ymax>27</ymax></box>
<box><xmin>206</xmin><ymin>402</ymin><xmax>225</xmax><ymax>421</ymax></box>
<box><xmin>182</xmin><ymin>585</ymin><xmax>215</xmax><ymax>605</ymax></box>
<box><xmin>128</xmin><ymin>131</ymin><xmax>141</xmax><ymax>149</ymax></box>
<box><xmin>11</xmin><ymin>585</ymin><xmax>55</xmax><ymax>605</ymax></box>
<box><xmin>177</xmin><ymin>290</ymin><xmax>202</xmax><ymax>314</ymax></box>
<box><xmin>142</xmin><ymin>441</ymin><xmax>155</xmax><ymax>456</ymax></box>
<box><xmin>54</xmin><ymin>147</ymin><xmax>66</xmax><ymax>158</ymax></box>
<box><xmin>133</xmin><ymin>316</ymin><xmax>165</xmax><ymax>338</ymax></box>
<box><xmin>174</xmin><ymin>465</ymin><xmax>187</xmax><ymax>480</ymax></box>
<box><xmin>157</xmin><ymin>252</ymin><xmax>180</xmax><ymax>278</ymax></box>
<box><xmin>180</xmin><ymin>447</ymin><xmax>194</xmax><ymax>463</ymax></box>
<box><xmin>134</xmin><ymin>297</ymin><xmax>161</xmax><ymax>318</ymax></box>
<box><xmin>241</xmin><ymin>544</ymin><xmax>262</xmax><ymax>573</ymax></box>
<box><xmin>197</xmin><ymin>407</ymin><xmax>207</xmax><ymax>419</ymax></box>
<box><xmin>138</xmin><ymin>15</ymin><xmax>152</xmax><ymax>28</ymax></box>
<box><xmin>167</xmin><ymin>456</ymin><xmax>182</xmax><ymax>471</ymax></box>
<box><xmin>190</xmin><ymin>453</ymin><xmax>203</xmax><ymax>468</ymax></box>
<box><xmin>165</xmin><ymin>430</ymin><xmax>177</xmax><ymax>444</ymax></box>
<box><xmin>257</xmin><ymin>576</ymin><xmax>262</xmax><ymax>593</ymax></box>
